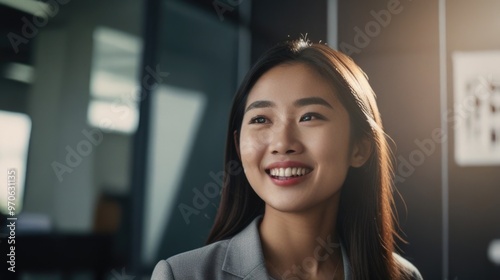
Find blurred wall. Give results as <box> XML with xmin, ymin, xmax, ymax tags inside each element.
<box><xmin>251</xmin><ymin>0</ymin><xmax>327</xmax><ymax>63</ymax></box>
<box><xmin>447</xmin><ymin>0</ymin><xmax>500</xmax><ymax>278</ymax></box>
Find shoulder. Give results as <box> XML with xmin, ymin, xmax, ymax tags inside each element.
<box><xmin>151</xmin><ymin>260</ymin><xmax>173</xmax><ymax>280</ymax></box>
<box><xmin>151</xmin><ymin>216</ymin><xmax>267</xmax><ymax>280</ymax></box>
<box><xmin>151</xmin><ymin>239</ymin><xmax>231</xmax><ymax>280</ymax></box>
<box><xmin>393</xmin><ymin>253</ymin><xmax>423</xmax><ymax>280</ymax></box>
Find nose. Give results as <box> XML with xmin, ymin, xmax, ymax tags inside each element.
<box><xmin>269</xmin><ymin>122</ymin><xmax>304</xmax><ymax>155</ymax></box>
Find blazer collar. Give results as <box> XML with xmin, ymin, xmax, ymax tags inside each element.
<box><xmin>221</xmin><ymin>215</ymin><xmax>352</xmax><ymax>280</ymax></box>
<box><xmin>222</xmin><ymin>215</ymin><xmax>268</xmax><ymax>279</ymax></box>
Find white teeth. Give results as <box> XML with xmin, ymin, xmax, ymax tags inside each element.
<box><xmin>269</xmin><ymin>167</ymin><xmax>310</xmax><ymax>177</ymax></box>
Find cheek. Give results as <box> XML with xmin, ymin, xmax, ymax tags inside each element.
<box><xmin>309</xmin><ymin>126</ymin><xmax>352</xmax><ymax>165</ymax></box>
<box><xmin>239</xmin><ymin>128</ymin><xmax>270</xmax><ymax>168</ymax></box>
<box><xmin>309</xmin><ymin>131</ymin><xmax>352</xmax><ymax>192</ymax></box>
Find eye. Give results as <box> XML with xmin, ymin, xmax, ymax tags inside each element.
<box><xmin>249</xmin><ymin>116</ymin><xmax>269</xmax><ymax>124</ymax></box>
<box><xmin>299</xmin><ymin>113</ymin><xmax>324</xmax><ymax>122</ymax></box>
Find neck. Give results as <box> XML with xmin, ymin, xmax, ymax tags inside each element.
<box><xmin>259</xmin><ymin>196</ymin><xmax>343</xmax><ymax>279</ymax></box>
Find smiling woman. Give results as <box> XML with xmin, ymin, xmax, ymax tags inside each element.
<box><xmin>152</xmin><ymin>39</ymin><xmax>423</xmax><ymax>280</ymax></box>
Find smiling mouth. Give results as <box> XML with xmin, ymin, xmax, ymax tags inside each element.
<box><xmin>265</xmin><ymin>167</ymin><xmax>312</xmax><ymax>179</ymax></box>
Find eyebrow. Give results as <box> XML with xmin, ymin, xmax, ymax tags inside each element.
<box><xmin>244</xmin><ymin>100</ymin><xmax>275</xmax><ymax>113</ymax></box>
<box><xmin>293</xmin><ymin>97</ymin><xmax>333</xmax><ymax>109</ymax></box>
<box><xmin>244</xmin><ymin>97</ymin><xmax>333</xmax><ymax>114</ymax></box>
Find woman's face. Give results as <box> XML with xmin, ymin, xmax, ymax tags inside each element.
<box><xmin>238</xmin><ymin>63</ymin><xmax>367</xmax><ymax>213</ymax></box>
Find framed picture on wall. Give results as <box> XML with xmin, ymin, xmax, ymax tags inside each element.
<box><xmin>452</xmin><ymin>51</ymin><xmax>500</xmax><ymax>166</ymax></box>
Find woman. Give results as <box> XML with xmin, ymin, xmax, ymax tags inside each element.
<box><xmin>152</xmin><ymin>39</ymin><xmax>422</xmax><ymax>279</ymax></box>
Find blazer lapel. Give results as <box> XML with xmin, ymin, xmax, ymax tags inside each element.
<box><xmin>221</xmin><ymin>216</ymin><xmax>270</xmax><ymax>279</ymax></box>
<box><xmin>220</xmin><ymin>215</ymin><xmax>352</xmax><ymax>280</ymax></box>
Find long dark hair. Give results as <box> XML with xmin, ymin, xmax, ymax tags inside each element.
<box><xmin>206</xmin><ymin>39</ymin><xmax>407</xmax><ymax>279</ymax></box>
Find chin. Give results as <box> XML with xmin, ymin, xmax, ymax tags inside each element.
<box><xmin>263</xmin><ymin>192</ymin><xmax>341</xmax><ymax>214</ymax></box>
<box><xmin>264</xmin><ymin>198</ymin><xmax>317</xmax><ymax>213</ymax></box>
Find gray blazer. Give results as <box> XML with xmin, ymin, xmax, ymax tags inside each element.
<box><xmin>151</xmin><ymin>216</ymin><xmax>423</xmax><ymax>279</ymax></box>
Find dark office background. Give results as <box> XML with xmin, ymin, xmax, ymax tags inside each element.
<box><xmin>0</xmin><ymin>0</ymin><xmax>499</xmax><ymax>279</ymax></box>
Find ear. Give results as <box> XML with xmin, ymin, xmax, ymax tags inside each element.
<box><xmin>350</xmin><ymin>137</ymin><xmax>372</xmax><ymax>168</ymax></box>
<box><xmin>233</xmin><ymin>130</ymin><xmax>241</xmax><ymax>160</ymax></box>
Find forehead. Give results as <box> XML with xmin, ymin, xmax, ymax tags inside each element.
<box><xmin>246</xmin><ymin>63</ymin><xmax>339</xmax><ymax>104</ymax></box>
